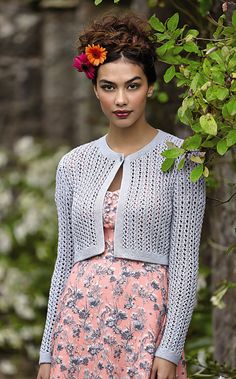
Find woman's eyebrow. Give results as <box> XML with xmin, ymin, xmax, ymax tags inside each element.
<box><xmin>99</xmin><ymin>76</ymin><xmax>142</xmax><ymax>84</ymax></box>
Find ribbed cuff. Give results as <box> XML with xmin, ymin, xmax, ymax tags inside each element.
<box><xmin>39</xmin><ymin>351</ymin><xmax>51</xmax><ymax>365</ymax></box>
<box><xmin>154</xmin><ymin>346</ymin><xmax>181</xmax><ymax>366</ymax></box>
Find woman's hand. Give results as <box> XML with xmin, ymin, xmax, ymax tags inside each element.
<box><xmin>36</xmin><ymin>363</ymin><xmax>51</xmax><ymax>379</ymax></box>
<box><xmin>150</xmin><ymin>356</ymin><xmax>177</xmax><ymax>379</ymax></box>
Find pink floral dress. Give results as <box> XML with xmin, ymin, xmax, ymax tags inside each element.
<box><xmin>49</xmin><ymin>190</ymin><xmax>187</xmax><ymax>379</ymax></box>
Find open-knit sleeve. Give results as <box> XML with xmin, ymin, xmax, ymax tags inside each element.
<box><xmin>39</xmin><ymin>155</ymin><xmax>75</xmax><ymax>364</ymax></box>
<box><xmin>154</xmin><ymin>153</ymin><xmax>206</xmax><ymax>365</ymax></box>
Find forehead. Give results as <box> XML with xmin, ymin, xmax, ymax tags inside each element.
<box><xmin>97</xmin><ymin>59</ymin><xmax>145</xmax><ymax>82</ymax></box>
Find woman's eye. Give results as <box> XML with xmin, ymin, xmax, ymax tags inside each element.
<box><xmin>128</xmin><ymin>83</ymin><xmax>140</xmax><ymax>89</ymax></box>
<box><xmin>101</xmin><ymin>85</ymin><xmax>114</xmax><ymax>91</ymax></box>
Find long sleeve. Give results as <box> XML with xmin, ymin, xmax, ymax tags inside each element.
<box><xmin>39</xmin><ymin>155</ymin><xmax>75</xmax><ymax>364</ymax></box>
<box><xmin>154</xmin><ymin>152</ymin><xmax>206</xmax><ymax>365</ymax></box>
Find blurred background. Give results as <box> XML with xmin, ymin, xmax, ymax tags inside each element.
<box><xmin>0</xmin><ymin>0</ymin><xmax>235</xmax><ymax>378</ymax></box>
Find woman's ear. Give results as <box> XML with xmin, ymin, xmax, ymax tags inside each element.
<box><xmin>147</xmin><ymin>84</ymin><xmax>154</xmax><ymax>98</ymax></box>
<box><xmin>93</xmin><ymin>85</ymin><xmax>99</xmax><ymax>100</ymax></box>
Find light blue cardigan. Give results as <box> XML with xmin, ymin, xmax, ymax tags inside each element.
<box><xmin>39</xmin><ymin>129</ymin><xmax>206</xmax><ymax>366</ymax></box>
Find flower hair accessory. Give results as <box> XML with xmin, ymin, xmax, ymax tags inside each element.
<box><xmin>72</xmin><ymin>44</ymin><xmax>108</xmax><ymax>80</ymax></box>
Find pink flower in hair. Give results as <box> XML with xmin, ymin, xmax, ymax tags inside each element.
<box><xmin>72</xmin><ymin>53</ymin><xmax>95</xmax><ymax>79</ymax></box>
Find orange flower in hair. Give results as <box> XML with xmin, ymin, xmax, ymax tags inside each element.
<box><xmin>85</xmin><ymin>44</ymin><xmax>107</xmax><ymax>66</ymax></box>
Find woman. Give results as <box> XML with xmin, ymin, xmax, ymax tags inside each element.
<box><xmin>37</xmin><ymin>12</ymin><xmax>206</xmax><ymax>379</ymax></box>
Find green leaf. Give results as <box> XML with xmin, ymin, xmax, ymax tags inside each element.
<box><xmin>172</xmin><ymin>28</ymin><xmax>184</xmax><ymax>39</ymax></box>
<box><xmin>172</xmin><ymin>46</ymin><xmax>183</xmax><ymax>54</ymax></box>
<box><xmin>190</xmin><ymin>73</ymin><xmax>200</xmax><ymax>91</ymax></box>
<box><xmin>213</xmin><ymin>25</ymin><xmax>224</xmax><ymax>39</ymax></box>
<box><xmin>161</xmin><ymin>147</ymin><xmax>185</xmax><ymax>158</ymax></box>
<box><xmin>177</xmin><ymin>157</ymin><xmax>185</xmax><ymax>170</ymax></box>
<box><xmin>183</xmin><ymin>42</ymin><xmax>200</xmax><ymax>53</ymax></box>
<box><xmin>161</xmin><ymin>157</ymin><xmax>175</xmax><ymax>171</ymax></box>
<box><xmin>167</xmin><ymin>13</ymin><xmax>179</xmax><ymax>32</ymax></box>
<box><xmin>183</xmin><ymin>134</ymin><xmax>202</xmax><ymax>150</ymax></box>
<box><xmin>232</xmin><ymin>9</ymin><xmax>236</xmax><ymax>28</ymax></box>
<box><xmin>187</xmin><ymin>29</ymin><xmax>199</xmax><ymax>37</ymax></box>
<box><xmin>215</xmin><ymin>87</ymin><xmax>229</xmax><ymax>101</ymax></box>
<box><xmin>206</xmin><ymin>86</ymin><xmax>217</xmax><ymax>101</ymax></box>
<box><xmin>190</xmin><ymin>164</ymin><xmax>204</xmax><ymax>182</ymax></box>
<box><xmin>200</xmin><ymin>114</ymin><xmax>218</xmax><ymax>135</ymax></box>
<box><xmin>201</xmin><ymin>139</ymin><xmax>216</xmax><ymax>148</ymax></box>
<box><xmin>222</xmin><ymin>103</ymin><xmax>231</xmax><ymax>119</ymax></box>
<box><xmin>164</xmin><ymin>65</ymin><xmax>176</xmax><ymax>83</ymax></box>
<box><xmin>155</xmin><ymin>32</ymin><xmax>168</xmax><ymax>41</ymax></box>
<box><xmin>94</xmin><ymin>0</ymin><xmax>103</xmax><ymax>4</ymax></box>
<box><xmin>209</xmin><ymin>51</ymin><xmax>224</xmax><ymax>65</ymax></box>
<box><xmin>190</xmin><ymin>155</ymin><xmax>204</xmax><ymax>163</ymax></box>
<box><xmin>157</xmin><ymin>91</ymin><xmax>169</xmax><ymax>103</ymax></box>
<box><xmin>200</xmin><ymin>81</ymin><xmax>211</xmax><ymax>91</ymax></box>
<box><xmin>149</xmin><ymin>15</ymin><xmax>165</xmax><ymax>32</ymax></box>
<box><xmin>203</xmin><ymin>165</ymin><xmax>209</xmax><ymax>177</ymax></box>
<box><xmin>217</xmin><ymin>13</ymin><xmax>226</xmax><ymax>26</ymax></box>
<box><xmin>228</xmin><ymin>55</ymin><xmax>236</xmax><ymax>70</ymax></box>
<box><xmin>226</xmin><ymin>97</ymin><xmax>236</xmax><ymax>116</ymax></box>
<box><xmin>231</xmin><ymin>80</ymin><xmax>236</xmax><ymax>92</ymax></box>
<box><xmin>177</xmin><ymin>106</ymin><xmax>192</xmax><ymax>126</ymax></box>
<box><xmin>198</xmin><ymin>0</ymin><xmax>212</xmax><ymax>16</ymax></box>
<box><xmin>158</xmin><ymin>53</ymin><xmax>182</xmax><ymax>65</ymax></box>
<box><xmin>156</xmin><ymin>39</ymin><xmax>175</xmax><ymax>56</ymax></box>
<box><xmin>212</xmin><ymin>71</ymin><xmax>225</xmax><ymax>85</ymax></box>
<box><xmin>203</xmin><ymin>58</ymin><xmax>211</xmax><ymax>76</ymax></box>
<box><xmin>216</xmin><ymin>139</ymin><xmax>228</xmax><ymax>155</ymax></box>
<box><xmin>226</xmin><ymin>130</ymin><xmax>236</xmax><ymax>147</ymax></box>
<box><xmin>221</xmin><ymin>46</ymin><xmax>230</xmax><ymax>58</ymax></box>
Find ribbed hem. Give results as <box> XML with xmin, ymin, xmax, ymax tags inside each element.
<box><xmin>39</xmin><ymin>351</ymin><xmax>51</xmax><ymax>365</ymax></box>
<box><xmin>154</xmin><ymin>347</ymin><xmax>181</xmax><ymax>366</ymax></box>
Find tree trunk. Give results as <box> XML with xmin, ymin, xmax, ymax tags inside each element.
<box><xmin>210</xmin><ymin>147</ymin><xmax>236</xmax><ymax>367</ymax></box>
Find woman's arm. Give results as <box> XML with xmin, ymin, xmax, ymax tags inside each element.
<box><xmin>154</xmin><ymin>151</ymin><xmax>207</xmax><ymax>365</ymax></box>
<box><xmin>38</xmin><ymin>154</ymin><xmax>75</xmax><ymax>364</ymax></box>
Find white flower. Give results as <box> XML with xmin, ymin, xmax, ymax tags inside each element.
<box><xmin>197</xmin><ymin>274</ymin><xmax>207</xmax><ymax>291</ymax></box>
<box><xmin>20</xmin><ymin>325</ymin><xmax>42</xmax><ymax>340</ymax></box>
<box><xmin>14</xmin><ymin>136</ymin><xmax>34</xmax><ymax>154</ymax></box>
<box><xmin>14</xmin><ymin>223</ymin><xmax>27</xmax><ymax>242</ymax></box>
<box><xmin>197</xmin><ymin>349</ymin><xmax>206</xmax><ymax>366</ymax></box>
<box><xmin>8</xmin><ymin>171</ymin><xmax>21</xmax><ymax>185</ymax></box>
<box><xmin>0</xmin><ymin>229</ymin><xmax>12</xmax><ymax>254</ymax></box>
<box><xmin>0</xmin><ymin>189</ymin><xmax>12</xmax><ymax>211</ymax></box>
<box><xmin>14</xmin><ymin>294</ymin><xmax>35</xmax><ymax>320</ymax></box>
<box><xmin>13</xmin><ymin>135</ymin><xmax>42</xmax><ymax>161</ymax></box>
<box><xmin>0</xmin><ymin>359</ymin><xmax>17</xmax><ymax>375</ymax></box>
<box><xmin>34</xmin><ymin>294</ymin><xmax>47</xmax><ymax>308</ymax></box>
<box><xmin>0</xmin><ymin>328</ymin><xmax>22</xmax><ymax>349</ymax></box>
<box><xmin>26</xmin><ymin>157</ymin><xmax>57</xmax><ymax>188</ymax></box>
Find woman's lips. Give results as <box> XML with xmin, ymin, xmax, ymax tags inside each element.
<box><xmin>113</xmin><ymin>111</ymin><xmax>132</xmax><ymax>118</ymax></box>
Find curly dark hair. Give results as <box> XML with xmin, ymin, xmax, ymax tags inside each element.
<box><xmin>74</xmin><ymin>12</ymin><xmax>158</xmax><ymax>85</ymax></box>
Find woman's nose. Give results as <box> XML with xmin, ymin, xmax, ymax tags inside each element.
<box><xmin>115</xmin><ymin>89</ymin><xmax>128</xmax><ymax>106</ymax></box>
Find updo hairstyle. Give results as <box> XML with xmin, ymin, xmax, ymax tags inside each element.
<box><xmin>74</xmin><ymin>12</ymin><xmax>158</xmax><ymax>86</ymax></box>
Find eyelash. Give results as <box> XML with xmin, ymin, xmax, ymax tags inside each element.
<box><xmin>101</xmin><ymin>83</ymin><xmax>140</xmax><ymax>91</ymax></box>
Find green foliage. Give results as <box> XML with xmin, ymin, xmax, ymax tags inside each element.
<box><xmin>150</xmin><ymin>10</ymin><xmax>236</xmax><ymax>182</ymax></box>
<box><xmin>0</xmin><ymin>137</ymin><xmax>69</xmax><ymax>367</ymax></box>
<box><xmin>211</xmin><ymin>280</ymin><xmax>236</xmax><ymax>309</ymax></box>
<box><xmin>187</xmin><ymin>352</ymin><xmax>236</xmax><ymax>378</ymax></box>
<box><xmin>93</xmin><ymin>0</ymin><xmax>236</xmax><ymax>183</ymax></box>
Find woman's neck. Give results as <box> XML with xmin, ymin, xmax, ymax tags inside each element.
<box><xmin>106</xmin><ymin>124</ymin><xmax>158</xmax><ymax>155</ymax></box>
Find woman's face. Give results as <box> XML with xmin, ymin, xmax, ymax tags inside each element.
<box><xmin>93</xmin><ymin>58</ymin><xmax>154</xmax><ymax>130</ymax></box>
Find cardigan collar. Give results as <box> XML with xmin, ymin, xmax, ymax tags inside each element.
<box><xmin>96</xmin><ymin>128</ymin><xmax>166</xmax><ymax>161</ymax></box>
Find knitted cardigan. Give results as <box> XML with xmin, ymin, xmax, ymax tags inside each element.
<box><xmin>39</xmin><ymin>129</ymin><xmax>206</xmax><ymax>366</ymax></box>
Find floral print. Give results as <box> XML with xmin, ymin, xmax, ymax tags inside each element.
<box><xmin>49</xmin><ymin>190</ymin><xmax>187</xmax><ymax>378</ymax></box>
